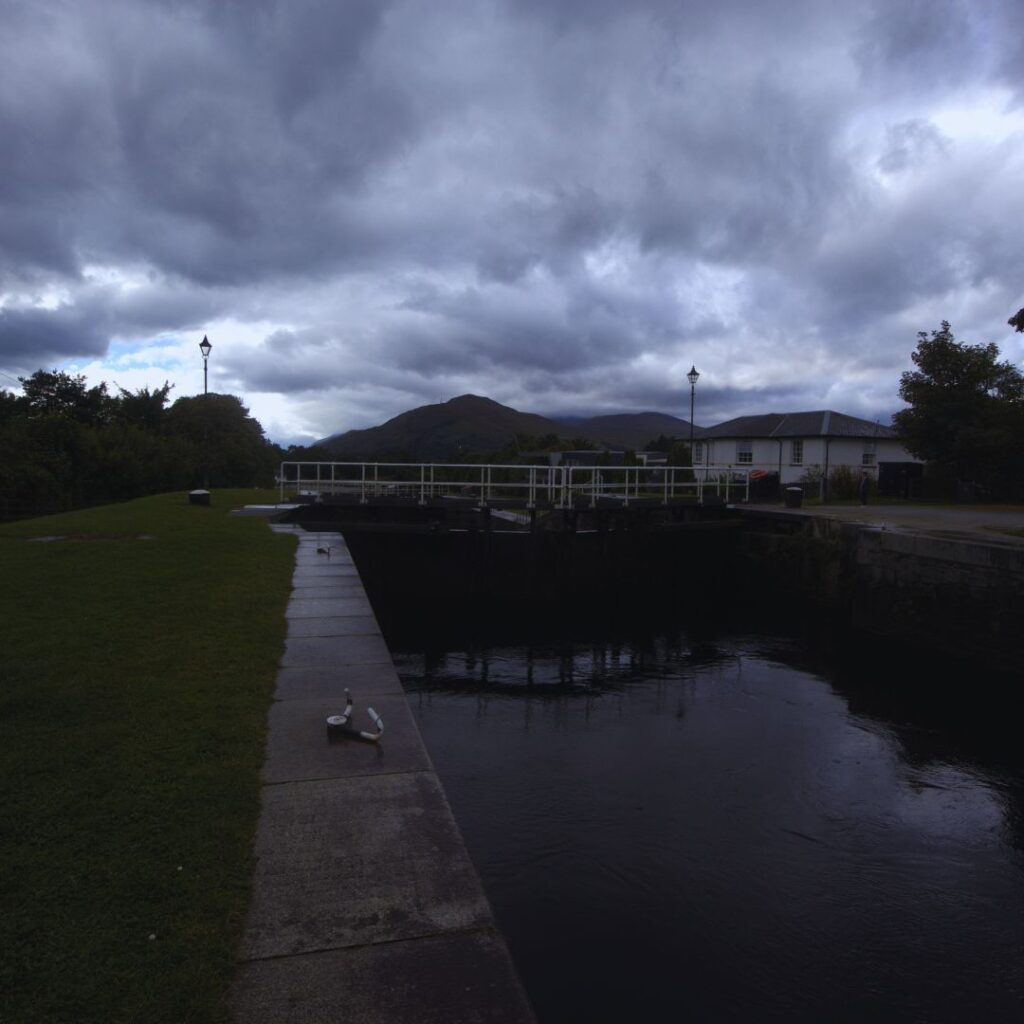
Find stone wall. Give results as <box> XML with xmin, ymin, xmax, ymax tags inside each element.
<box><xmin>736</xmin><ymin>511</ymin><xmax>1024</xmax><ymax>673</ymax></box>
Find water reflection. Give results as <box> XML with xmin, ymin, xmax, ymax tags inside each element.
<box><xmin>388</xmin><ymin>612</ymin><xmax>1024</xmax><ymax>1024</ymax></box>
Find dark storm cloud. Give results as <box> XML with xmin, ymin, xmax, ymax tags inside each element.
<box><xmin>0</xmin><ymin>304</ymin><xmax>108</xmax><ymax>364</ymax></box>
<box><xmin>1</xmin><ymin>0</ymin><xmax>1022</xmax><ymax>435</ymax></box>
<box><xmin>853</xmin><ymin>0</ymin><xmax>981</xmax><ymax>91</ymax></box>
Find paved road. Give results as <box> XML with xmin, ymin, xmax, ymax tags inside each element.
<box><xmin>740</xmin><ymin>503</ymin><xmax>1024</xmax><ymax>545</ymax></box>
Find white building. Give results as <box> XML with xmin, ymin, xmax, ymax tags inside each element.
<box><xmin>693</xmin><ymin>411</ymin><xmax>920</xmax><ymax>486</ymax></box>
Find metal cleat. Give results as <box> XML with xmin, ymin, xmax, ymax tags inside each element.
<box><xmin>325</xmin><ymin>689</ymin><xmax>354</xmax><ymax>727</ymax></box>
<box><xmin>327</xmin><ymin>689</ymin><xmax>383</xmax><ymax>742</ymax></box>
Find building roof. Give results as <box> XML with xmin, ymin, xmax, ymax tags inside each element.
<box><xmin>699</xmin><ymin>410</ymin><xmax>896</xmax><ymax>440</ymax></box>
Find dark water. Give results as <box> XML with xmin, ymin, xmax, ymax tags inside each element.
<box><xmin>386</xmin><ymin>608</ymin><xmax>1024</xmax><ymax>1024</ymax></box>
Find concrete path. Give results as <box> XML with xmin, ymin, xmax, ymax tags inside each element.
<box><xmin>230</xmin><ymin>528</ymin><xmax>535</xmax><ymax>1024</ymax></box>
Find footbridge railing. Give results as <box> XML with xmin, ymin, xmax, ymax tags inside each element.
<box><xmin>278</xmin><ymin>461</ymin><xmax>752</xmax><ymax>508</ymax></box>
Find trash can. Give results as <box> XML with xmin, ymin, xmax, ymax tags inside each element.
<box><xmin>188</xmin><ymin>489</ymin><xmax>211</xmax><ymax>506</ymax></box>
<box><xmin>783</xmin><ymin>486</ymin><xmax>803</xmax><ymax>509</ymax></box>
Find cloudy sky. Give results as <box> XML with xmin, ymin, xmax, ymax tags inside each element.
<box><xmin>2</xmin><ymin>0</ymin><xmax>1023</xmax><ymax>444</ymax></box>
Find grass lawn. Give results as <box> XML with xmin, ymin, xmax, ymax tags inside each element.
<box><xmin>0</xmin><ymin>491</ymin><xmax>297</xmax><ymax>1024</ymax></box>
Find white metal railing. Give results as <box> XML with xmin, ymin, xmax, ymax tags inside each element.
<box><xmin>279</xmin><ymin>461</ymin><xmax>753</xmax><ymax>508</ymax></box>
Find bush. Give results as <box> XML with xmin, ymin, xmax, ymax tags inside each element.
<box><xmin>827</xmin><ymin>464</ymin><xmax>864</xmax><ymax>501</ymax></box>
<box><xmin>797</xmin><ymin>466</ymin><xmax>823</xmax><ymax>494</ymax></box>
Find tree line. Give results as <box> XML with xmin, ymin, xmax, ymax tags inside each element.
<box><xmin>3</xmin><ymin>312</ymin><xmax>1023</xmax><ymax>518</ymax></box>
<box><xmin>0</xmin><ymin>370</ymin><xmax>282</xmax><ymax>519</ymax></box>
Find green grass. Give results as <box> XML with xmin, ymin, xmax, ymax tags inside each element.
<box><xmin>0</xmin><ymin>491</ymin><xmax>296</xmax><ymax>1024</ymax></box>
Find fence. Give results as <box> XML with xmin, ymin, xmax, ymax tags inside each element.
<box><xmin>278</xmin><ymin>461</ymin><xmax>752</xmax><ymax>508</ymax></box>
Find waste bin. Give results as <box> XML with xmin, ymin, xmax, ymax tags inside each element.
<box><xmin>784</xmin><ymin>486</ymin><xmax>803</xmax><ymax>509</ymax></box>
<box><xmin>188</xmin><ymin>489</ymin><xmax>211</xmax><ymax>506</ymax></box>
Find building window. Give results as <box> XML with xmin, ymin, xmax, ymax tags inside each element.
<box><xmin>791</xmin><ymin>440</ymin><xmax>803</xmax><ymax>465</ymax></box>
<box><xmin>737</xmin><ymin>441</ymin><xmax>753</xmax><ymax>465</ymax></box>
<box><xmin>693</xmin><ymin>442</ymin><xmax>704</xmax><ymax>465</ymax></box>
<box><xmin>862</xmin><ymin>441</ymin><xmax>877</xmax><ymax>466</ymax></box>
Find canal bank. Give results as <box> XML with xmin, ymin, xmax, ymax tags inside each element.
<box><xmin>230</xmin><ymin>526</ymin><xmax>534</xmax><ymax>1024</ymax></box>
<box><xmin>733</xmin><ymin>504</ymin><xmax>1024</xmax><ymax>674</ymax></box>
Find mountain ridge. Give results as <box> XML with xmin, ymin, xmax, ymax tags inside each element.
<box><xmin>317</xmin><ymin>394</ymin><xmax>693</xmax><ymax>459</ymax></box>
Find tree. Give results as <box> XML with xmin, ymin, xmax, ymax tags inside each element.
<box><xmin>0</xmin><ymin>370</ymin><xmax>281</xmax><ymax>518</ymax></box>
<box><xmin>666</xmin><ymin>441</ymin><xmax>692</xmax><ymax>467</ymax></box>
<box><xmin>643</xmin><ymin>434</ymin><xmax>678</xmax><ymax>453</ymax></box>
<box><xmin>893</xmin><ymin>322</ymin><xmax>1024</xmax><ymax>498</ymax></box>
<box><xmin>165</xmin><ymin>393</ymin><xmax>279</xmax><ymax>487</ymax></box>
<box><xmin>1009</xmin><ymin>308</ymin><xmax>1024</xmax><ymax>333</ymax></box>
<box><xmin>18</xmin><ymin>369</ymin><xmax>114</xmax><ymax>424</ymax></box>
<box><xmin>0</xmin><ymin>389</ymin><xmax>19</xmax><ymax>425</ymax></box>
<box><xmin>116</xmin><ymin>382</ymin><xmax>173</xmax><ymax>430</ymax></box>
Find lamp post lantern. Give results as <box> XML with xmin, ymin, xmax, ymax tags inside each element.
<box><xmin>687</xmin><ymin>365</ymin><xmax>699</xmax><ymax>464</ymax></box>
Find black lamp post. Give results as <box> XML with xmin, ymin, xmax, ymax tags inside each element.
<box><xmin>687</xmin><ymin>365</ymin><xmax>699</xmax><ymax>464</ymax></box>
<box><xmin>200</xmin><ymin>335</ymin><xmax>212</xmax><ymax>395</ymax></box>
<box><xmin>199</xmin><ymin>335</ymin><xmax>212</xmax><ymax>489</ymax></box>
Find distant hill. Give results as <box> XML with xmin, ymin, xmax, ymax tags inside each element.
<box><xmin>317</xmin><ymin>394</ymin><xmax>694</xmax><ymax>460</ymax></box>
<box><xmin>318</xmin><ymin>395</ymin><xmax>570</xmax><ymax>460</ymax></box>
<box><xmin>562</xmin><ymin>411</ymin><xmax>694</xmax><ymax>450</ymax></box>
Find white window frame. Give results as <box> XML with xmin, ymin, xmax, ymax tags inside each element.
<box><xmin>693</xmin><ymin>442</ymin><xmax>704</xmax><ymax>465</ymax></box>
<box><xmin>862</xmin><ymin>441</ymin><xmax>877</xmax><ymax>466</ymax></box>
<box><xmin>736</xmin><ymin>440</ymin><xmax>753</xmax><ymax>465</ymax></box>
<box><xmin>790</xmin><ymin>440</ymin><xmax>803</xmax><ymax>465</ymax></box>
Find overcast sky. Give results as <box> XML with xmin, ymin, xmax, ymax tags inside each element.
<box><xmin>2</xmin><ymin>0</ymin><xmax>1023</xmax><ymax>444</ymax></box>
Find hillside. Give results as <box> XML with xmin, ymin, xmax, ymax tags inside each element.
<box><xmin>318</xmin><ymin>395</ymin><xmax>570</xmax><ymax>460</ymax></box>
<box><xmin>317</xmin><ymin>394</ymin><xmax>694</xmax><ymax>460</ymax></box>
<box><xmin>564</xmin><ymin>411</ymin><xmax>694</xmax><ymax>450</ymax></box>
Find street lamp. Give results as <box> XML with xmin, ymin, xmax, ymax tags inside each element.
<box><xmin>199</xmin><ymin>335</ymin><xmax>212</xmax><ymax>395</ymax></box>
<box><xmin>687</xmin><ymin>365</ymin><xmax>700</xmax><ymax>464</ymax></box>
<box><xmin>199</xmin><ymin>335</ymin><xmax>212</xmax><ymax>490</ymax></box>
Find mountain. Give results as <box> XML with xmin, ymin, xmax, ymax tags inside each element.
<box><xmin>317</xmin><ymin>394</ymin><xmax>694</xmax><ymax>460</ymax></box>
<box><xmin>562</xmin><ymin>412</ymin><xmax>693</xmax><ymax>450</ymax></box>
<box><xmin>318</xmin><ymin>395</ymin><xmax>571</xmax><ymax>460</ymax></box>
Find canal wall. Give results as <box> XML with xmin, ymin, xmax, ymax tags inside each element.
<box><xmin>340</xmin><ymin>520</ymin><xmax>740</xmax><ymax>606</ymax></box>
<box><xmin>281</xmin><ymin>500</ymin><xmax>1023</xmax><ymax>672</ymax></box>
<box><xmin>283</xmin><ymin>499</ymin><xmax>741</xmax><ymax>605</ymax></box>
<box><xmin>734</xmin><ymin>510</ymin><xmax>1024</xmax><ymax>674</ymax></box>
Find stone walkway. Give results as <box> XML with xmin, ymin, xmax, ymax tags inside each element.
<box><xmin>230</xmin><ymin>528</ymin><xmax>535</xmax><ymax>1024</ymax></box>
<box><xmin>740</xmin><ymin>502</ymin><xmax>1024</xmax><ymax>545</ymax></box>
